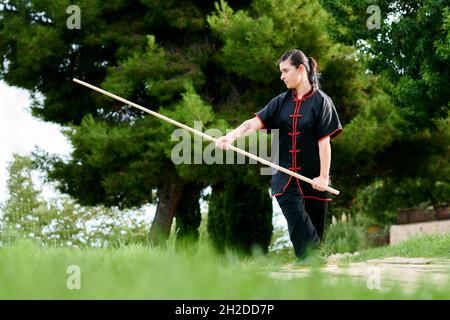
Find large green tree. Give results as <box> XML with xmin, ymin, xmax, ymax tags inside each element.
<box><xmin>2</xmin><ymin>0</ymin><xmax>421</xmax><ymax>250</ymax></box>
<box><xmin>0</xmin><ymin>0</ymin><xmax>274</xmax><ymax>249</ymax></box>
<box><xmin>320</xmin><ymin>0</ymin><xmax>449</xmax><ymax>132</ymax></box>
<box><xmin>205</xmin><ymin>0</ymin><xmax>404</xmax><ymax>218</ymax></box>
<box><xmin>319</xmin><ymin>0</ymin><xmax>450</xmax><ymax>221</ymax></box>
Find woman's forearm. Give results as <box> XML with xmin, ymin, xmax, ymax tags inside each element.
<box><xmin>226</xmin><ymin>117</ymin><xmax>262</xmax><ymax>141</ymax></box>
<box><xmin>228</xmin><ymin>120</ymin><xmax>253</xmax><ymax>140</ymax></box>
<box><xmin>318</xmin><ymin>137</ymin><xmax>331</xmax><ymax>178</ymax></box>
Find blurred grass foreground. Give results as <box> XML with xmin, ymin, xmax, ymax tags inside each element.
<box><xmin>1</xmin><ymin>234</ymin><xmax>450</xmax><ymax>300</ymax></box>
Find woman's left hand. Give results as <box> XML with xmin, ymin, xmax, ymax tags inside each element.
<box><xmin>312</xmin><ymin>176</ymin><xmax>329</xmax><ymax>191</ymax></box>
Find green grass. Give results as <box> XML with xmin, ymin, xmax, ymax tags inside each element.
<box><xmin>1</xmin><ymin>237</ymin><xmax>450</xmax><ymax>299</ymax></box>
<box><xmin>345</xmin><ymin>234</ymin><xmax>450</xmax><ymax>263</ymax></box>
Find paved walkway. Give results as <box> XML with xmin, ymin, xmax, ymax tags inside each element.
<box><xmin>268</xmin><ymin>256</ymin><xmax>450</xmax><ymax>293</ymax></box>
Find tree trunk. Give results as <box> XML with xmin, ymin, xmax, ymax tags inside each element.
<box><xmin>148</xmin><ymin>165</ymin><xmax>185</xmax><ymax>246</ymax></box>
<box><xmin>175</xmin><ymin>182</ymin><xmax>204</xmax><ymax>243</ymax></box>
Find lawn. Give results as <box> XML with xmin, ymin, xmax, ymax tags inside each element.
<box><xmin>344</xmin><ymin>234</ymin><xmax>450</xmax><ymax>263</ymax></box>
<box><xmin>0</xmin><ymin>235</ymin><xmax>449</xmax><ymax>299</ymax></box>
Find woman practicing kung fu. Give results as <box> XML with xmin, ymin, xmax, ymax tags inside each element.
<box><xmin>216</xmin><ymin>49</ymin><xmax>343</xmax><ymax>265</ymax></box>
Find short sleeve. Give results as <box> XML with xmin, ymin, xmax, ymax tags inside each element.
<box><xmin>317</xmin><ymin>96</ymin><xmax>343</xmax><ymax>141</ymax></box>
<box><xmin>255</xmin><ymin>96</ymin><xmax>280</xmax><ymax>131</ymax></box>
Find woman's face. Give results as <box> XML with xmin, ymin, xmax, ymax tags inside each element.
<box><xmin>279</xmin><ymin>59</ymin><xmax>305</xmax><ymax>89</ymax></box>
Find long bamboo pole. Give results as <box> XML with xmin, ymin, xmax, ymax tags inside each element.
<box><xmin>73</xmin><ymin>78</ymin><xmax>340</xmax><ymax>195</ymax></box>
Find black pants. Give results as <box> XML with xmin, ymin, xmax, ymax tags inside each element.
<box><xmin>275</xmin><ymin>180</ymin><xmax>328</xmax><ymax>258</ymax></box>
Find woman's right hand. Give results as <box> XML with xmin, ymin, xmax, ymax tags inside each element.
<box><xmin>215</xmin><ymin>134</ymin><xmax>234</xmax><ymax>150</ymax></box>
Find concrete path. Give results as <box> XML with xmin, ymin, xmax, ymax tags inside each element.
<box><xmin>268</xmin><ymin>256</ymin><xmax>450</xmax><ymax>293</ymax></box>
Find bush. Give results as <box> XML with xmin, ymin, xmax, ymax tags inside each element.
<box><xmin>207</xmin><ymin>179</ymin><xmax>273</xmax><ymax>255</ymax></box>
<box><xmin>321</xmin><ymin>214</ymin><xmax>368</xmax><ymax>255</ymax></box>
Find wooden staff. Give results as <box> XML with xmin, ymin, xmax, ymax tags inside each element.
<box><xmin>73</xmin><ymin>78</ymin><xmax>340</xmax><ymax>195</ymax></box>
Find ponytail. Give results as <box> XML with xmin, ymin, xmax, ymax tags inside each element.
<box><xmin>307</xmin><ymin>57</ymin><xmax>320</xmax><ymax>89</ymax></box>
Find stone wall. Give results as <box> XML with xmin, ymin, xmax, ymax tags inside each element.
<box><xmin>389</xmin><ymin>204</ymin><xmax>450</xmax><ymax>245</ymax></box>
<box><xmin>390</xmin><ymin>220</ymin><xmax>450</xmax><ymax>245</ymax></box>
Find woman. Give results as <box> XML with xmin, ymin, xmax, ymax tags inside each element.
<box><xmin>216</xmin><ymin>49</ymin><xmax>342</xmax><ymax>264</ymax></box>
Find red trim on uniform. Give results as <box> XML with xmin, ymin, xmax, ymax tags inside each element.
<box><xmin>274</xmin><ymin>86</ymin><xmax>332</xmax><ymax>201</ymax></box>
<box><xmin>254</xmin><ymin>112</ymin><xmax>266</xmax><ymax>129</ymax></box>
<box><xmin>318</xmin><ymin>128</ymin><xmax>343</xmax><ymax>142</ymax></box>
<box><xmin>276</xmin><ymin>92</ymin><xmax>304</xmax><ymax>197</ymax></box>
<box><xmin>291</xmin><ymin>101</ymin><xmax>301</xmax><ymax>175</ymax></box>
<box><xmin>295</xmin><ymin>178</ymin><xmax>305</xmax><ymax>197</ymax></box>
<box><xmin>297</xmin><ymin>179</ymin><xmax>331</xmax><ymax>201</ymax></box>
<box><xmin>293</xmin><ymin>86</ymin><xmax>316</xmax><ymax>102</ymax></box>
<box><xmin>274</xmin><ymin>96</ymin><xmax>302</xmax><ymax>197</ymax></box>
<box><xmin>273</xmin><ymin>178</ymin><xmax>331</xmax><ymax>201</ymax></box>
<box><xmin>273</xmin><ymin>176</ymin><xmax>293</xmax><ymax>197</ymax></box>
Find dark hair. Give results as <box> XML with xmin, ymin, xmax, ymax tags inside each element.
<box><xmin>278</xmin><ymin>49</ymin><xmax>320</xmax><ymax>88</ymax></box>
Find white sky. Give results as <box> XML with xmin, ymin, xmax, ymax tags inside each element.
<box><xmin>0</xmin><ymin>80</ymin><xmax>73</xmax><ymax>202</ymax></box>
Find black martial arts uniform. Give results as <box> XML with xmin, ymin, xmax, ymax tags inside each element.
<box><xmin>255</xmin><ymin>86</ymin><xmax>342</xmax><ymax>258</ymax></box>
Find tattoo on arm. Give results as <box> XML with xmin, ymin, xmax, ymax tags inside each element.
<box><xmin>234</xmin><ymin>121</ymin><xmax>252</xmax><ymax>139</ymax></box>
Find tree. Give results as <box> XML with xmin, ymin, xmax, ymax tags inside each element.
<box><xmin>319</xmin><ymin>0</ymin><xmax>450</xmax><ymax>216</ymax></box>
<box><xmin>320</xmin><ymin>0</ymin><xmax>449</xmax><ymax>132</ymax></box>
<box><xmin>0</xmin><ymin>0</ymin><xmax>273</xmax><ymax>248</ymax></box>
<box><xmin>0</xmin><ymin>154</ymin><xmax>149</xmax><ymax>247</ymax></box>
<box><xmin>206</xmin><ymin>0</ymin><xmax>404</xmax><ymax>219</ymax></box>
<box><xmin>2</xmin><ymin>0</ymin><xmax>423</xmax><ymax>250</ymax></box>
<box><xmin>207</xmin><ymin>177</ymin><xmax>273</xmax><ymax>255</ymax></box>
<box><xmin>1</xmin><ymin>155</ymin><xmax>45</xmax><ymax>242</ymax></box>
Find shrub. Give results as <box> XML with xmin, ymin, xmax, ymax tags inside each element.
<box><xmin>321</xmin><ymin>214</ymin><xmax>368</xmax><ymax>255</ymax></box>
